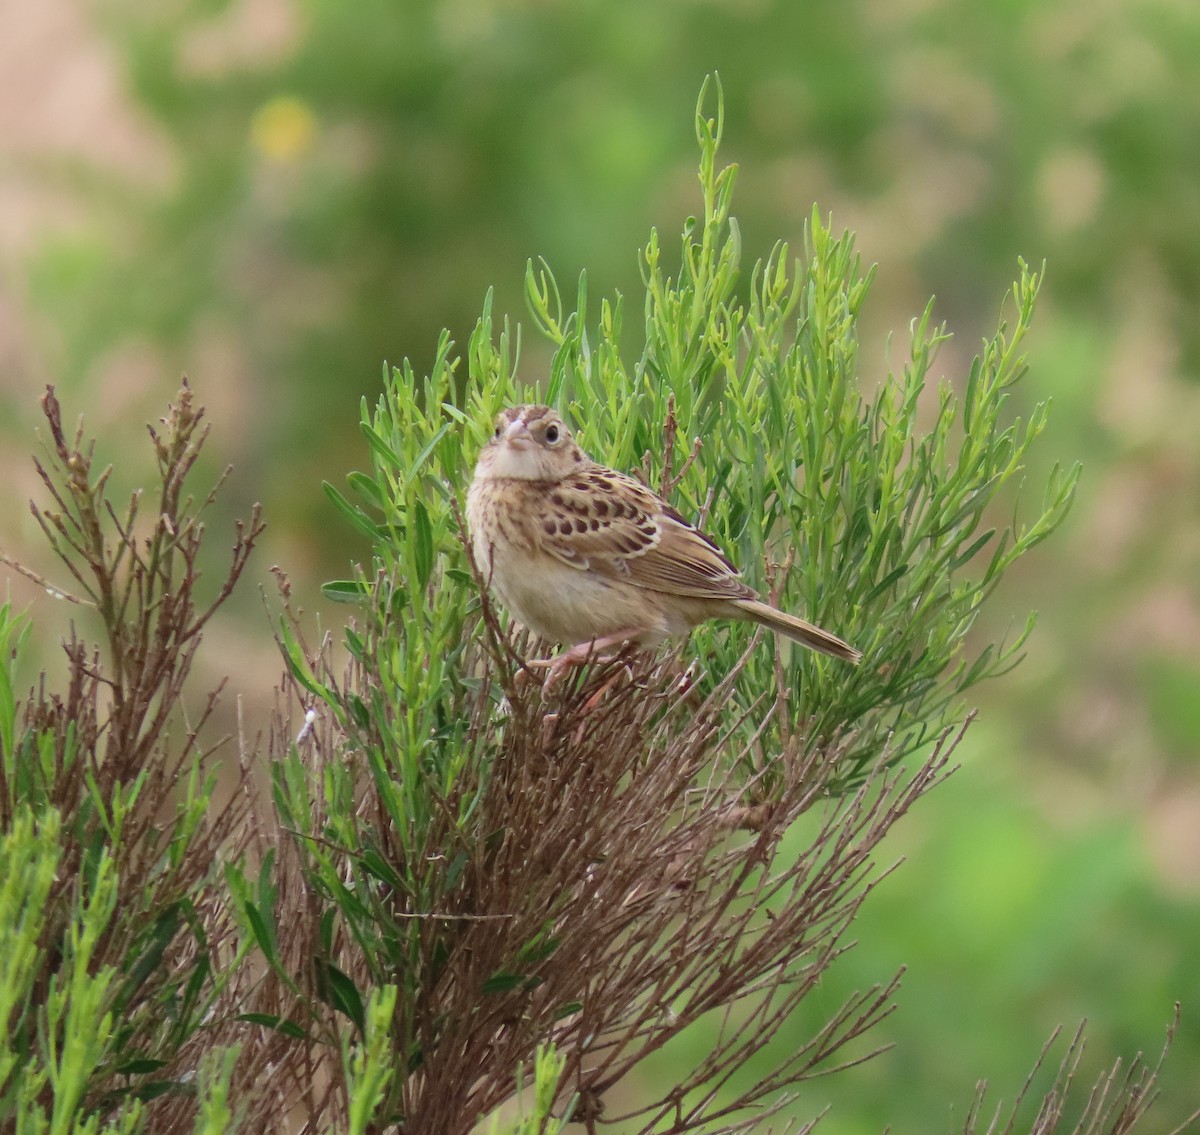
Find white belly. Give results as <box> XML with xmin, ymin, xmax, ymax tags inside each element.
<box><xmin>467</xmin><ymin>480</ymin><xmax>674</xmax><ymax>646</ymax></box>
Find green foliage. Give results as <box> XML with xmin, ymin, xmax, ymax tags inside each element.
<box><xmin>546</xmin><ymin>94</ymin><xmax>1078</xmax><ymax>786</ymax></box>
<box><xmin>485</xmin><ymin>1046</ymin><xmax>573</xmax><ymax>1135</ymax></box>
<box><xmin>0</xmin><ymin>807</ymin><xmax>138</xmax><ymax>1133</ymax></box>
<box><xmin>326</xmin><ymin>80</ymin><xmax>1077</xmax><ymax>788</ymax></box>
<box><xmin>0</xmin><ymin>603</ymin><xmax>27</xmax><ymax>768</ymax></box>
<box><xmin>240</xmin><ymin>80</ymin><xmax>1100</xmax><ymax>1131</ymax></box>
<box><xmin>343</xmin><ymin>987</ymin><xmax>400</xmax><ymax>1135</ymax></box>
<box><xmin>189</xmin><ymin>1047</ymin><xmax>242</xmax><ymax>1135</ymax></box>
<box><xmin>4</xmin><ymin>44</ymin><xmax>1191</xmax><ymax>1130</ymax></box>
<box><xmin>0</xmin><ymin>387</ymin><xmax>263</xmax><ymax>1133</ymax></box>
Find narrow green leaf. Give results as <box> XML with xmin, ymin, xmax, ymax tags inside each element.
<box><xmin>346</xmin><ymin>470</ymin><xmax>385</xmax><ymax>507</ymax></box>
<box><xmin>172</xmin><ymin>953</ymin><xmax>212</xmax><ymax>1046</ymax></box>
<box><xmin>243</xmin><ymin>903</ymin><xmax>278</xmax><ymax>968</ymax></box>
<box><xmin>442</xmin><ymin>849</ymin><xmax>468</xmax><ymax>892</ymax></box>
<box><xmin>322</xmin><ymin>579</ymin><xmax>371</xmax><ymax>603</ymax></box>
<box><xmin>348</xmin><ymin>694</ymin><xmax>370</xmax><ymax>729</ymax></box>
<box><xmin>360</xmin><ymin>422</ymin><xmax>405</xmax><ymax>471</ymax></box>
<box><xmin>278</xmin><ymin>620</ymin><xmax>325</xmax><ymax>699</ymax></box>
<box><xmin>323</xmin><ymin>481</ymin><xmax>386</xmax><ymax>541</ymax></box>
<box><xmin>412</xmin><ymin>500</ymin><xmax>434</xmax><ymax>589</ymax></box>
<box><xmin>238</xmin><ymin>1013</ymin><xmax>308</xmax><ymax>1040</ymax></box>
<box><xmin>130</xmin><ymin>1080</ymin><xmax>189</xmax><ymax>1102</ymax></box>
<box><xmin>405</xmin><ymin>423</ymin><xmax>451</xmax><ymax>486</ymax></box>
<box><xmin>483</xmin><ymin>972</ymin><xmax>542</xmax><ymax>994</ymax></box>
<box><xmin>864</xmin><ymin>562</ymin><xmax>909</xmax><ymax>603</ymax></box>
<box><xmin>316</xmin><ymin>909</ymin><xmax>337</xmax><ymax>957</ymax></box>
<box><xmin>114</xmin><ymin>906</ymin><xmax>181</xmax><ymax>1012</ymax></box>
<box><xmin>949</xmin><ymin>529</ymin><xmax>996</xmax><ymax>571</ymax></box>
<box><xmin>516</xmin><ymin>933</ymin><xmax>560</xmax><ymax>966</ymax></box>
<box><xmin>115</xmin><ymin>1058</ymin><xmax>168</xmax><ymax>1075</ymax></box>
<box><xmin>359</xmin><ymin>847</ymin><xmax>405</xmax><ymax>891</ymax></box>
<box><xmin>315</xmin><ymin>959</ymin><xmax>366</xmax><ymax>1033</ymax></box>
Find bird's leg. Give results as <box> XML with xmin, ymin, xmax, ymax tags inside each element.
<box><xmin>526</xmin><ymin>630</ymin><xmax>643</xmax><ymax>694</ymax></box>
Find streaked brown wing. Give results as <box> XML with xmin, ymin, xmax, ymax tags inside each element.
<box><xmin>535</xmin><ymin>467</ymin><xmax>754</xmax><ymax>601</ymax></box>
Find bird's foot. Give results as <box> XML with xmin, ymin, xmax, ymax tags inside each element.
<box><xmin>525</xmin><ymin>631</ymin><xmax>641</xmax><ymax>698</ymax></box>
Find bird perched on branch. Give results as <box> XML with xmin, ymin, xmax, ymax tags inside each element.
<box><xmin>467</xmin><ymin>404</ymin><xmax>861</xmax><ymax>681</ymax></box>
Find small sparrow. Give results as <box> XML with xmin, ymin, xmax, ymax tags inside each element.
<box><xmin>466</xmin><ymin>404</ymin><xmax>861</xmax><ymax>677</ymax></box>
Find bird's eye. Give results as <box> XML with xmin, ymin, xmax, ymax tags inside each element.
<box><xmin>493</xmin><ymin>423</ymin><xmax>503</xmax><ymax>440</ymax></box>
<box><xmin>545</xmin><ymin>424</ymin><xmax>560</xmax><ymax>444</ymax></box>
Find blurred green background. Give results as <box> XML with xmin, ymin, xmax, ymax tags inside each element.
<box><xmin>1</xmin><ymin>0</ymin><xmax>1198</xmax><ymax>1129</ymax></box>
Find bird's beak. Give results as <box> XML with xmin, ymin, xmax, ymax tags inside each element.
<box><xmin>503</xmin><ymin>417</ymin><xmax>533</xmax><ymax>449</ymax></box>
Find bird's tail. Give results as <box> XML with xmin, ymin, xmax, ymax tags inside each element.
<box><xmin>734</xmin><ymin>599</ymin><xmax>862</xmax><ymax>664</ymax></box>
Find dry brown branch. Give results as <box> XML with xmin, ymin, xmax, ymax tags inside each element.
<box><xmin>1</xmin><ymin>383</ymin><xmax>268</xmax><ymax>1130</ymax></box>
<box><xmin>961</xmin><ymin>1007</ymin><xmax>1199</xmax><ymax>1135</ymax></box>
<box><xmin>241</xmin><ymin>542</ymin><xmax>963</xmax><ymax>1133</ymax></box>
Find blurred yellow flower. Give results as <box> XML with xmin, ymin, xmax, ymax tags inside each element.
<box><xmin>251</xmin><ymin>96</ymin><xmax>316</xmax><ymax>161</ymax></box>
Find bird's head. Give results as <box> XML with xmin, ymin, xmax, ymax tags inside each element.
<box><xmin>475</xmin><ymin>404</ymin><xmax>587</xmax><ymax>481</ymax></box>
